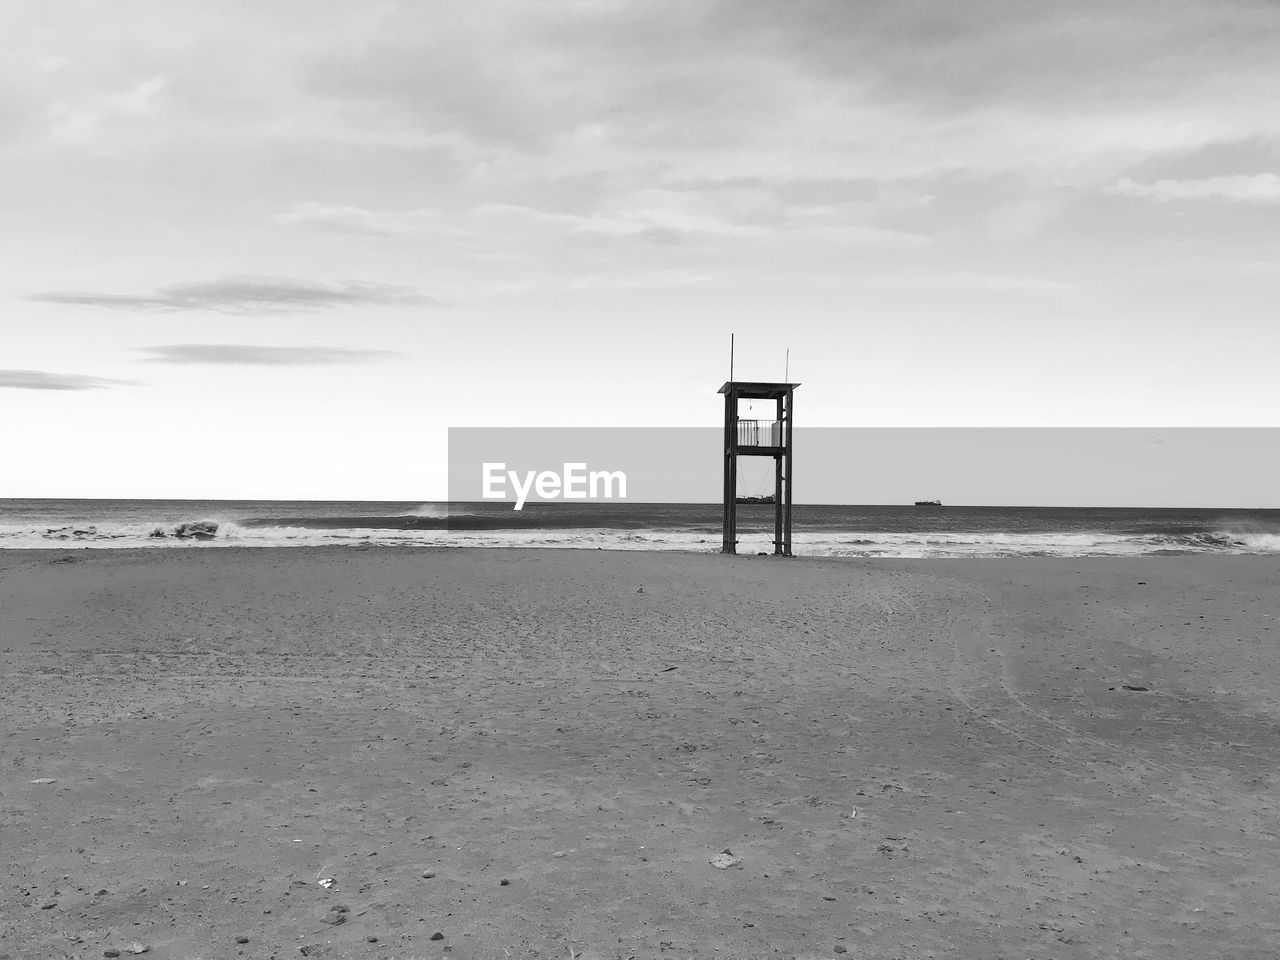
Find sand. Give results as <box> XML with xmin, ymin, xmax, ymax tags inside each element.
<box><xmin>2</xmin><ymin>547</ymin><xmax>1278</xmax><ymax>959</ymax></box>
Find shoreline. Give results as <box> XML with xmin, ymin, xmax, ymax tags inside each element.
<box><xmin>8</xmin><ymin>541</ymin><xmax>1280</xmax><ymax>567</ymax></box>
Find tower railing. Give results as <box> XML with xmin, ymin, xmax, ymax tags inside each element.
<box><xmin>736</xmin><ymin>419</ymin><xmax>783</xmax><ymax>447</ymax></box>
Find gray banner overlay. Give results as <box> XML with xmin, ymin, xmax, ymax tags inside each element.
<box><xmin>448</xmin><ymin>428</ymin><xmax>1280</xmax><ymax>507</ymax></box>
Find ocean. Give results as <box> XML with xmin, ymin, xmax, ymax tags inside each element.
<box><xmin>3</xmin><ymin>499</ymin><xmax>1280</xmax><ymax>558</ymax></box>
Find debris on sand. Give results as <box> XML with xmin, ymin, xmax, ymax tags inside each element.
<box><xmin>709</xmin><ymin>849</ymin><xmax>742</xmax><ymax>869</ymax></box>
<box><xmin>124</xmin><ymin>946</ymin><xmax>150</xmax><ymax>955</ymax></box>
<box><xmin>421</xmin><ymin>870</ymin><xmax>437</xmax><ymax>879</ymax></box>
<box><xmin>320</xmin><ymin>911</ymin><xmax>346</xmax><ymax>925</ymax></box>
<box><xmin>29</xmin><ymin>778</ymin><xmax>57</xmax><ymax>784</ymax></box>
<box><xmin>1121</xmin><ymin>684</ymin><xmax>1150</xmax><ymax>692</ymax></box>
<box><xmin>318</xmin><ymin>877</ymin><xmax>336</xmax><ymax>889</ymax></box>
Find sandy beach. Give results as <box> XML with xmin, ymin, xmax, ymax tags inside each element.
<box><xmin>2</xmin><ymin>547</ymin><xmax>1278</xmax><ymax>959</ymax></box>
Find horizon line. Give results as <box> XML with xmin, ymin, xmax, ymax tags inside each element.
<box><xmin>2</xmin><ymin>497</ymin><xmax>1279</xmax><ymax>511</ymax></box>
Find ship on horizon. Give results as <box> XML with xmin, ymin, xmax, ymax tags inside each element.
<box><xmin>913</xmin><ymin>499</ymin><xmax>943</xmax><ymax>507</ymax></box>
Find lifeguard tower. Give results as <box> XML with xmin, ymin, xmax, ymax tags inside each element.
<box><xmin>720</xmin><ymin>380</ymin><xmax>798</xmax><ymax>555</ymax></box>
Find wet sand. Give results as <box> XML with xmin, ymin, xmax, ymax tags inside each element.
<box><xmin>2</xmin><ymin>548</ymin><xmax>1279</xmax><ymax>959</ymax></box>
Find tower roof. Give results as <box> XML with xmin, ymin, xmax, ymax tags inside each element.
<box><xmin>718</xmin><ymin>381</ymin><xmax>800</xmax><ymax>399</ymax></box>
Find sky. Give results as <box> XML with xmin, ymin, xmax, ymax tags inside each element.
<box><xmin>3</xmin><ymin>0</ymin><xmax>1280</xmax><ymax>500</ymax></box>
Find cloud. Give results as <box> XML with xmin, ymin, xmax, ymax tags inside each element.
<box><xmin>139</xmin><ymin>344</ymin><xmax>403</xmax><ymax>366</ymax></box>
<box><xmin>862</xmin><ymin>271</ymin><xmax>1075</xmax><ymax>293</ymax></box>
<box><xmin>48</xmin><ymin>75</ymin><xmax>169</xmax><ymax>151</ymax></box>
<box><xmin>6</xmin><ymin>0</ymin><xmax>1280</xmax><ymax>308</ymax></box>
<box><xmin>0</xmin><ymin>369</ymin><xmax>138</xmax><ymax>390</ymax></box>
<box><xmin>28</xmin><ymin>276</ymin><xmax>437</xmax><ymax>312</ymax></box>
<box><xmin>1120</xmin><ymin>137</ymin><xmax>1280</xmax><ymax>183</ymax></box>
<box><xmin>9</xmin><ymin>2</ymin><xmax>1280</xmax><ymax>183</ymax></box>
<box><xmin>271</xmin><ymin>202</ymin><xmax>462</xmax><ymax>238</ymax></box>
<box><xmin>1109</xmin><ymin>174</ymin><xmax>1280</xmax><ymax>203</ymax></box>
<box><xmin>281</xmin><ymin>193</ymin><xmax>932</xmax><ymax>252</ymax></box>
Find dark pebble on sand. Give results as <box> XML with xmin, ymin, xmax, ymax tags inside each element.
<box><xmin>500</xmin><ymin>878</ymin><xmax>510</xmax><ymax>886</ymax></box>
<box><xmin>366</xmin><ymin>936</ymin><xmax>378</xmax><ymax>943</ymax></box>
<box><xmin>422</xmin><ymin>870</ymin><xmax>437</xmax><ymax>879</ymax></box>
<box><xmin>834</xmin><ymin>946</ymin><xmax>848</xmax><ymax>954</ymax></box>
<box><xmin>104</xmin><ymin>953</ymin><xmax>120</xmax><ymax>959</ymax></box>
<box><xmin>430</xmin><ymin>932</ymin><xmax>444</xmax><ymax>941</ymax></box>
<box><xmin>235</xmin><ymin>936</ymin><xmax>249</xmax><ymax>944</ymax></box>
<box><xmin>41</xmin><ymin>902</ymin><xmax>56</xmax><ymax>909</ymax></box>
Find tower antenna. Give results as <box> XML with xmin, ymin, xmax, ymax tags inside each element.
<box><xmin>784</xmin><ymin>348</ymin><xmax>789</xmax><ymax>382</ymax></box>
<box><xmin>730</xmin><ymin>332</ymin><xmax>735</xmax><ymax>383</ymax></box>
